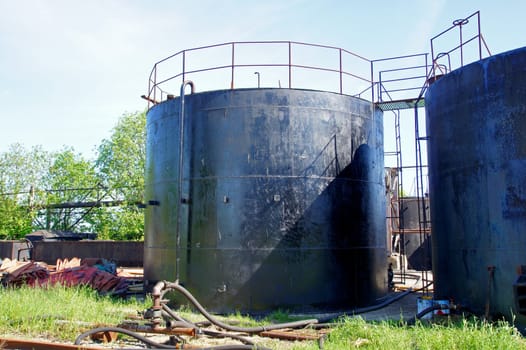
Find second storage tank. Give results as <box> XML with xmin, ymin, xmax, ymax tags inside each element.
<box><xmin>144</xmin><ymin>87</ymin><xmax>387</xmax><ymax>313</ymax></box>
<box><xmin>425</xmin><ymin>46</ymin><xmax>526</xmax><ymax>328</ymax></box>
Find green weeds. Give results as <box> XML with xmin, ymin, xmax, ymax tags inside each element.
<box><xmin>1</xmin><ymin>286</ymin><xmax>526</xmax><ymax>350</ymax></box>
<box><xmin>0</xmin><ymin>285</ymin><xmax>148</xmax><ymax>341</ymax></box>
<box><xmin>319</xmin><ymin>316</ymin><xmax>526</xmax><ymax>350</ymax></box>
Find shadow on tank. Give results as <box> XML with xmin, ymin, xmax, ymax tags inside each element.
<box><xmin>145</xmin><ymin>88</ymin><xmax>386</xmax><ymax>314</ymax></box>
<box><xmin>182</xmin><ymin>143</ymin><xmax>387</xmax><ymax>313</ymax></box>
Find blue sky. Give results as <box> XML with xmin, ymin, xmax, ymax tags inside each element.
<box><xmin>1</xmin><ymin>1</ymin><xmax>525</xmax><ymax>191</ymax></box>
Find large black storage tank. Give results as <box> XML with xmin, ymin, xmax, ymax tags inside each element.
<box><xmin>425</xmin><ymin>47</ymin><xmax>526</xmax><ymax>328</ymax></box>
<box><xmin>144</xmin><ymin>87</ymin><xmax>386</xmax><ymax>313</ymax></box>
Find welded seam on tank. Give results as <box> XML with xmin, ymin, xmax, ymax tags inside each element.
<box><xmin>182</xmin><ymin>247</ymin><xmax>386</xmax><ymax>251</ymax></box>
<box><xmin>186</xmin><ymin>175</ymin><xmax>382</xmax><ymax>184</ymax></box>
<box><xmin>200</xmin><ymin>105</ymin><xmax>373</xmax><ymax>114</ymax></box>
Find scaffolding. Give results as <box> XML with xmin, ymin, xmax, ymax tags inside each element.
<box><xmin>375</xmin><ymin>10</ymin><xmax>491</xmax><ymax>293</ymax></box>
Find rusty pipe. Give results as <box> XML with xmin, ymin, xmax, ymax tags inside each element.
<box><xmin>151</xmin><ymin>280</ymin><xmax>166</xmax><ymax>329</ymax></box>
<box><xmin>119</xmin><ymin>323</ymin><xmax>196</xmax><ymax>337</ymax></box>
<box><xmin>152</xmin><ymin>280</ymin><xmax>166</xmax><ymax>309</ymax></box>
<box><xmin>141</xmin><ymin>94</ymin><xmax>159</xmax><ymax>104</ymax></box>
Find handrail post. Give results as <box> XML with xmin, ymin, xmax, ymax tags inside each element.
<box><xmin>182</xmin><ymin>51</ymin><xmax>186</xmax><ymax>87</ymax></box>
<box><xmin>459</xmin><ymin>21</ymin><xmax>464</xmax><ymax>66</ymax></box>
<box><xmin>370</xmin><ymin>60</ymin><xmax>374</xmax><ymax>103</ymax></box>
<box><xmin>425</xmin><ymin>53</ymin><xmax>429</xmax><ymax>81</ymax></box>
<box><xmin>288</xmin><ymin>42</ymin><xmax>292</xmax><ymax>89</ymax></box>
<box><xmin>477</xmin><ymin>11</ymin><xmax>482</xmax><ymax>60</ymax></box>
<box><xmin>231</xmin><ymin>43</ymin><xmax>235</xmax><ymax>89</ymax></box>
<box><xmin>153</xmin><ymin>65</ymin><xmax>157</xmax><ymax>106</ymax></box>
<box><xmin>339</xmin><ymin>48</ymin><xmax>343</xmax><ymax>94</ymax></box>
<box><xmin>151</xmin><ymin>63</ymin><xmax>157</xmax><ymax>109</ymax></box>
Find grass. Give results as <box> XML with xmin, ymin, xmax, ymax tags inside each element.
<box><xmin>0</xmin><ymin>284</ymin><xmax>149</xmax><ymax>342</ymax></box>
<box><xmin>313</xmin><ymin>316</ymin><xmax>526</xmax><ymax>350</ymax></box>
<box><xmin>1</xmin><ymin>286</ymin><xmax>526</xmax><ymax>349</ymax></box>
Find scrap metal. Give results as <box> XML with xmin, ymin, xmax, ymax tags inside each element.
<box><xmin>0</xmin><ymin>257</ymin><xmax>136</xmax><ymax>296</ymax></box>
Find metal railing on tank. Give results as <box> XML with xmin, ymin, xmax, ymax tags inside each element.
<box><xmin>430</xmin><ymin>10</ymin><xmax>491</xmax><ymax>77</ymax></box>
<box><xmin>371</xmin><ymin>53</ymin><xmax>429</xmax><ymax>107</ymax></box>
<box><xmin>142</xmin><ymin>41</ymin><xmax>376</xmax><ymax>108</ymax></box>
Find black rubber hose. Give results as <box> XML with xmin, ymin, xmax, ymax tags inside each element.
<box><xmin>162</xmin><ymin>304</ymin><xmax>273</xmax><ymax>349</ymax></box>
<box><xmin>162</xmin><ymin>304</ymin><xmax>196</xmax><ymax>327</ymax></box>
<box><xmin>162</xmin><ymin>281</ymin><xmax>318</xmax><ymax>333</ymax></box>
<box><xmin>405</xmin><ymin>304</ymin><xmax>445</xmax><ymax>325</ymax></box>
<box><xmin>75</xmin><ymin>326</ymin><xmax>270</xmax><ymax>350</ymax></box>
<box><xmin>416</xmin><ymin>305</ymin><xmax>443</xmax><ymax>319</ymax></box>
<box><xmin>74</xmin><ymin>326</ymin><xmax>176</xmax><ymax>349</ymax></box>
<box><xmin>317</xmin><ymin>289</ymin><xmax>414</xmax><ymax>323</ymax></box>
<box><xmin>162</xmin><ymin>304</ymin><xmax>239</xmax><ymax>330</ymax></box>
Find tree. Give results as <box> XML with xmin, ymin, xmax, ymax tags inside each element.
<box><xmin>0</xmin><ymin>144</ymin><xmax>50</xmax><ymax>238</ymax></box>
<box><xmin>0</xmin><ymin>195</ymin><xmax>34</xmax><ymax>239</ymax></box>
<box><xmin>39</xmin><ymin>147</ymin><xmax>99</xmax><ymax>232</ymax></box>
<box><xmin>94</xmin><ymin>111</ymin><xmax>146</xmax><ymax>240</ymax></box>
<box><xmin>0</xmin><ymin>111</ymin><xmax>147</xmax><ymax>240</ymax></box>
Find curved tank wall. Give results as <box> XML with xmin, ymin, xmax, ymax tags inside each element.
<box><xmin>425</xmin><ymin>46</ymin><xmax>526</xmax><ymax>327</ymax></box>
<box><xmin>144</xmin><ymin>88</ymin><xmax>386</xmax><ymax>313</ymax></box>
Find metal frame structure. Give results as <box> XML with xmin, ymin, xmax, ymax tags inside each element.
<box><xmin>143</xmin><ymin>41</ymin><xmax>373</xmax><ymax>106</ymax></box>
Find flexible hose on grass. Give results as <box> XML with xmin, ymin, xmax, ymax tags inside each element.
<box><xmin>405</xmin><ymin>304</ymin><xmax>447</xmax><ymax>325</ymax></box>
<box><xmin>162</xmin><ymin>305</ymin><xmax>196</xmax><ymax>326</ymax></box>
<box><xmin>161</xmin><ymin>281</ymin><xmax>318</xmax><ymax>333</ymax></box>
<box><xmin>75</xmin><ymin>326</ymin><xmax>271</xmax><ymax>350</ymax></box>
<box><xmin>74</xmin><ymin>326</ymin><xmax>176</xmax><ymax>349</ymax></box>
<box><xmin>415</xmin><ymin>305</ymin><xmax>443</xmax><ymax>320</ymax></box>
<box><xmin>317</xmin><ymin>288</ymin><xmax>414</xmax><ymax>323</ymax></box>
<box><xmin>162</xmin><ymin>303</ymin><xmax>258</xmax><ymax>347</ymax></box>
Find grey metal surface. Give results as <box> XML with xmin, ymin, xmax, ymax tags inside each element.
<box><xmin>425</xmin><ymin>46</ymin><xmax>526</xmax><ymax>329</ymax></box>
<box><xmin>399</xmin><ymin>197</ymin><xmax>431</xmax><ymax>271</ymax></box>
<box><xmin>144</xmin><ymin>88</ymin><xmax>386</xmax><ymax>313</ymax></box>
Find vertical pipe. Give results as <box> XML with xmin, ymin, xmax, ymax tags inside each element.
<box><xmin>176</xmin><ymin>80</ymin><xmax>195</xmax><ymax>280</ymax></box>
<box><xmin>288</xmin><ymin>42</ymin><xmax>292</xmax><ymax>89</ymax></box>
<box><xmin>254</xmin><ymin>72</ymin><xmax>260</xmax><ymax>88</ymax></box>
<box><xmin>414</xmin><ymin>105</ymin><xmax>422</xmax><ymax>288</ymax></box>
<box><xmin>414</xmin><ymin>102</ymin><xmax>429</xmax><ymax>293</ymax></box>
